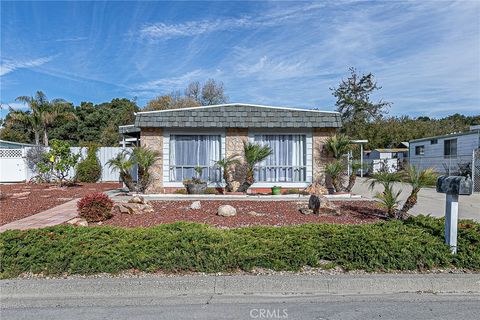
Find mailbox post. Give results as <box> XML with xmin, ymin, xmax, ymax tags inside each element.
<box><xmin>436</xmin><ymin>176</ymin><xmax>473</xmax><ymax>254</ymax></box>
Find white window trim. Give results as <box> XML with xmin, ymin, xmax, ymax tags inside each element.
<box><xmin>248</xmin><ymin>129</ymin><xmax>312</xmax><ymax>187</ymax></box>
<box><xmin>163</xmin><ymin>128</ymin><xmax>225</xmax><ymax>187</ymax></box>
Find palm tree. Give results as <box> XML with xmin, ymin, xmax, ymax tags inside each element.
<box><xmin>374</xmin><ymin>185</ymin><xmax>402</xmax><ymax>218</ymax></box>
<box><xmin>215</xmin><ymin>155</ymin><xmax>241</xmax><ymax>192</ymax></box>
<box><xmin>345</xmin><ymin>160</ymin><xmax>362</xmax><ymax>192</ymax></box>
<box><xmin>10</xmin><ymin>91</ymin><xmax>74</xmax><ymax>146</ymax></box>
<box><xmin>131</xmin><ymin>146</ymin><xmax>161</xmax><ymax>193</ymax></box>
<box><xmin>107</xmin><ymin>151</ymin><xmax>135</xmax><ymax>191</ymax></box>
<box><xmin>237</xmin><ymin>142</ymin><xmax>272</xmax><ymax>193</ymax></box>
<box><xmin>399</xmin><ymin>166</ymin><xmax>437</xmax><ymax>220</ymax></box>
<box><xmin>325</xmin><ymin>134</ymin><xmax>351</xmax><ymax>159</ymax></box>
<box><xmin>324</xmin><ymin>160</ymin><xmax>345</xmax><ymax>193</ymax></box>
<box><xmin>367</xmin><ymin>170</ymin><xmax>403</xmax><ymax>191</ymax></box>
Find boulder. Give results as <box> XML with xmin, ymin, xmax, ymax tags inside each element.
<box><xmin>67</xmin><ymin>217</ymin><xmax>88</xmax><ymax>227</ymax></box>
<box><xmin>190</xmin><ymin>201</ymin><xmax>201</xmax><ymax>210</ymax></box>
<box><xmin>299</xmin><ymin>208</ymin><xmax>313</xmax><ymax>215</ymax></box>
<box><xmin>128</xmin><ymin>195</ymin><xmax>149</xmax><ymax>204</ymax></box>
<box><xmin>217</xmin><ymin>205</ymin><xmax>237</xmax><ymax>217</ymax></box>
<box><xmin>113</xmin><ymin>202</ymin><xmax>154</xmax><ymax>215</ymax></box>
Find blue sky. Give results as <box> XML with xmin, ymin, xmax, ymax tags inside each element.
<box><xmin>1</xmin><ymin>1</ymin><xmax>479</xmax><ymax>118</ymax></box>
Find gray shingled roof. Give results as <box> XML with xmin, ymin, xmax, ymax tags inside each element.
<box><xmin>119</xmin><ymin>125</ymin><xmax>141</xmax><ymax>134</ymax></box>
<box><xmin>134</xmin><ymin>104</ymin><xmax>341</xmax><ymax>128</ymax></box>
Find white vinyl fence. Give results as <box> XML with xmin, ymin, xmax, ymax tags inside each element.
<box><xmin>0</xmin><ymin>147</ymin><xmax>134</xmax><ymax>183</ymax></box>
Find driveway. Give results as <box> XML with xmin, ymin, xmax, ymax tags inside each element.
<box><xmin>352</xmin><ymin>177</ymin><xmax>480</xmax><ymax>221</ymax></box>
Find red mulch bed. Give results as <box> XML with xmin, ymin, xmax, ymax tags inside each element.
<box><xmin>102</xmin><ymin>200</ymin><xmax>385</xmax><ymax>228</ymax></box>
<box><xmin>0</xmin><ymin>182</ymin><xmax>121</xmax><ymax>225</ymax></box>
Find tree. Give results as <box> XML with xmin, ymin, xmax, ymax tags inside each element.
<box><xmin>37</xmin><ymin>139</ymin><xmax>80</xmax><ymax>186</ymax></box>
<box><xmin>237</xmin><ymin>142</ymin><xmax>272</xmax><ymax>192</ymax></box>
<box><xmin>374</xmin><ymin>185</ymin><xmax>402</xmax><ymax>218</ymax></box>
<box><xmin>201</xmin><ymin>79</ymin><xmax>227</xmax><ymax>105</ymax></box>
<box><xmin>331</xmin><ymin>68</ymin><xmax>391</xmax><ymax>138</ymax></box>
<box><xmin>325</xmin><ymin>134</ymin><xmax>351</xmax><ymax>159</ymax></box>
<box><xmin>9</xmin><ymin>91</ymin><xmax>75</xmax><ymax>146</ymax></box>
<box><xmin>131</xmin><ymin>146</ymin><xmax>161</xmax><ymax>193</ymax></box>
<box><xmin>106</xmin><ymin>151</ymin><xmax>135</xmax><ymax>191</ymax></box>
<box><xmin>144</xmin><ymin>95</ymin><xmax>174</xmax><ymax>111</ymax></box>
<box><xmin>399</xmin><ymin>166</ymin><xmax>437</xmax><ymax>219</ymax></box>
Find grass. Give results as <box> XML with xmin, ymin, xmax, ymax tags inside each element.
<box><xmin>0</xmin><ymin>216</ymin><xmax>479</xmax><ymax>278</ymax></box>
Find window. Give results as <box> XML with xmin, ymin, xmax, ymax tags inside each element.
<box><xmin>253</xmin><ymin>134</ymin><xmax>306</xmax><ymax>182</ymax></box>
<box><xmin>430</xmin><ymin>139</ymin><xmax>438</xmax><ymax>144</ymax></box>
<box><xmin>444</xmin><ymin>139</ymin><xmax>457</xmax><ymax>157</ymax></box>
<box><xmin>169</xmin><ymin>135</ymin><xmax>221</xmax><ymax>182</ymax></box>
<box><xmin>415</xmin><ymin>145</ymin><xmax>425</xmax><ymax>155</ymax></box>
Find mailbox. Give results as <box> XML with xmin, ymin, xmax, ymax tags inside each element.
<box><xmin>436</xmin><ymin>175</ymin><xmax>473</xmax><ymax>195</ymax></box>
<box><xmin>436</xmin><ymin>175</ymin><xmax>473</xmax><ymax>254</ymax></box>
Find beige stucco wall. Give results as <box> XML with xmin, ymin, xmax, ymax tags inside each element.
<box><xmin>140</xmin><ymin>128</ymin><xmax>163</xmax><ymax>193</ymax></box>
<box><xmin>312</xmin><ymin>128</ymin><xmax>335</xmax><ymax>185</ymax></box>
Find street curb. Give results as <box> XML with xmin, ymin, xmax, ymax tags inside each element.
<box><xmin>2</xmin><ymin>274</ymin><xmax>479</xmax><ymax>298</ymax></box>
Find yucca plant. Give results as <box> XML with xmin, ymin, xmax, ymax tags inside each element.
<box><xmin>237</xmin><ymin>142</ymin><xmax>272</xmax><ymax>192</ymax></box>
<box><xmin>399</xmin><ymin>166</ymin><xmax>437</xmax><ymax>220</ymax></box>
<box><xmin>367</xmin><ymin>170</ymin><xmax>403</xmax><ymax>191</ymax></box>
<box><xmin>324</xmin><ymin>160</ymin><xmax>345</xmax><ymax>193</ymax></box>
<box><xmin>375</xmin><ymin>185</ymin><xmax>402</xmax><ymax>218</ymax></box>
<box><xmin>215</xmin><ymin>155</ymin><xmax>241</xmax><ymax>192</ymax></box>
<box><xmin>131</xmin><ymin>146</ymin><xmax>161</xmax><ymax>193</ymax></box>
<box><xmin>106</xmin><ymin>151</ymin><xmax>135</xmax><ymax>191</ymax></box>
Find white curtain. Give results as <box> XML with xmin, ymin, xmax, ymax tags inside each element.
<box><xmin>254</xmin><ymin>135</ymin><xmax>306</xmax><ymax>182</ymax></box>
<box><xmin>170</xmin><ymin>135</ymin><xmax>221</xmax><ymax>181</ymax></box>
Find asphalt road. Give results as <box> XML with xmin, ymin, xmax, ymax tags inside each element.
<box><xmin>2</xmin><ymin>274</ymin><xmax>480</xmax><ymax>320</ymax></box>
<box><xmin>352</xmin><ymin>177</ymin><xmax>480</xmax><ymax>221</ymax></box>
<box><xmin>1</xmin><ymin>293</ymin><xmax>479</xmax><ymax>320</ymax></box>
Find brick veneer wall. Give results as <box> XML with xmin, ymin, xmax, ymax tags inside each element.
<box><xmin>140</xmin><ymin>128</ymin><xmax>163</xmax><ymax>193</ymax></box>
<box><xmin>312</xmin><ymin>128</ymin><xmax>335</xmax><ymax>185</ymax></box>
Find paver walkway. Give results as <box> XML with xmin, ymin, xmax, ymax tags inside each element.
<box><xmin>0</xmin><ymin>198</ymin><xmax>79</xmax><ymax>233</ymax></box>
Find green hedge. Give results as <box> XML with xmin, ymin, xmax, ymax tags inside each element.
<box><xmin>1</xmin><ymin>216</ymin><xmax>479</xmax><ymax>278</ymax></box>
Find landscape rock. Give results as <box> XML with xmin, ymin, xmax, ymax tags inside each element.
<box><xmin>217</xmin><ymin>205</ymin><xmax>237</xmax><ymax>217</ymax></box>
<box><xmin>128</xmin><ymin>195</ymin><xmax>148</xmax><ymax>204</ymax></box>
<box><xmin>190</xmin><ymin>201</ymin><xmax>201</xmax><ymax>210</ymax></box>
<box><xmin>247</xmin><ymin>211</ymin><xmax>265</xmax><ymax>217</ymax></box>
<box><xmin>67</xmin><ymin>217</ymin><xmax>88</xmax><ymax>227</ymax></box>
<box><xmin>299</xmin><ymin>208</ymin><xmax>313</xmax><ymax>215</ymax></box>
<box><xmin>113</xmin><ymin>202</ymin><xmax>154</xmax><ymax>215</ymax></box>
<box><xmin>230</xmin><ymin>181</ymin><xmax>240</xmax><ymax>192</ymax></box>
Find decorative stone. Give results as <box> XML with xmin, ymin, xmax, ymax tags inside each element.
<box><xmin>190</xmin><ymin>201</ymin><xmax>201</xmax><ymax>210</ymax></box>
<box><xmin>299</xmin><ymin>208</ymin><xmax>313</xmax><ymax>215</ymax></box>
<box><xmin>230</xmin><ymin>181</ymin><xmax>240</xmax><ymax>193</ymax></box>
<box><xmin>308</xmin><ymin>195</ymin><xmax>321</xmax><ymax>215</ymax></box>
<box><xmin>113</xmin><ymin>202</ymin><xmax>154</xmax><ymax>214</ymax></box>
<box><xmin>129</xmin><ymin>195</ymin><xmax>146</xmax><ymax>204</ymax></box>
<box><xmin>67</xmin><ymin>217</ymin><xmax>88</xmax><ymax>227</ymax></box>
<box><xmin>217</xmin><ymin>205</ymin><xmax>237</xmax><ymax>217</ymax></box>
<box><xmin>247</xmin><ymin>211</ymin><xmax>265</xmax><ymax>217</ymax></box>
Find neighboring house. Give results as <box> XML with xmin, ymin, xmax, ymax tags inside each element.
<box><xmin>120</xmin><ymin>103</ymin><xmax>341</xmax><ymax>193</ymax></box>
<box><xmin>364</xmin><ymin>142</ymin><xmax>409</xmax><ymax>173</ymax></box>
<box><xmin>408</xmin><ymin>126</ymin><xmax>480</xmax><ymax>175</ymax></box>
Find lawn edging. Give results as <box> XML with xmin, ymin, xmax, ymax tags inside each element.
<box><xmin>1</xmin><ymin>216</ymin><xmax>479</xmax><ymax>278</ymax></box>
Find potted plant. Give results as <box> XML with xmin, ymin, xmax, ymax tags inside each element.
<box><xmin>271</xmin><ymin>185</ymin><xmax>282</xmax><ymax>195</ymax></box>
<box><xmin>183</xmin><ymin>166</ymin><xmax>208</xmax><ymax>194</ymax></box>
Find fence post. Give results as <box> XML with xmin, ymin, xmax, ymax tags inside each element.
<box><xmin>472</xmin><ymin>149</ymin><xmax>476</xmax><ymax>192</ymax></box>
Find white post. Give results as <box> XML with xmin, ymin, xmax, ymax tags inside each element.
<box><xmin>445</xmin><ymin>193</ymin><xmax>459</xmax><ymax>254</ymax></box>
<box><xmin>360</xmin><ymin>143</ymin><xmax>364</xmax><ymax>177</ymax></box>
<box><xmin>122</xmin><ymin>136</ymin><xmax>126</xmax><ymax>149</ymax></box>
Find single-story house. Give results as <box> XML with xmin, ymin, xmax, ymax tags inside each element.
<box><xmin>120</xmin><ymin>103</ymin><xmax>341</xmax><ymax>193</ymax></box>
<box><xmin>0</xmin><ymin>139</ymin><xmax>37</xmax><ymax>149</ymax></box>
<box><xmin>409</xmin><ymin>125</ymin><xmax>480</xmax><ymax>175</ymax></box>
<box><xmin>364</xmin><ymin>142</ymin><xmax>409</xmax><ymax>173</ymax></box>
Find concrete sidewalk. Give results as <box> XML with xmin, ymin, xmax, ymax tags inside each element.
<box><xmin>352</xmin><ymin>177</ymin><xmax>480</xmax><ymax>221</ymax></box>
<box><xmin>0</xmin><ymin>198</ymin><xmax>79</xmax><ymax>233</ymax></box>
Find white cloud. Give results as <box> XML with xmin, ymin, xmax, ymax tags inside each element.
<box><xmin>0</xmin><ymin>56</ymin><xmax>55</xmax><ymax>76</ymax></box>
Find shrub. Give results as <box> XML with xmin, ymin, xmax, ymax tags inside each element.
<box><xmin>76</xmin><ymin>143</ymin><xmax>102</xmax><ymax>183</ymax></box>
<box><xmin>204</xmin><ymin>187</ymin><xmax>219</xmax><ymax>195</ymax></box>
<box><xmin>25</xmin><ymin>146</ymin><xmax>51</xmax><ymax>182</ymax></box>
<box><xmin>1</xmin><ymin>216</ymin><xmax>479</xmax><ymax>278</ymax></box>
<box><xmin>174</xmin><ymin>189</ymin><xmax>187</xmax><ymax>194</ymax></box>
<box><xmin>77</xmin><ymin>193</ymin><xmax>114</xmax><ymax>222</ymax></box>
